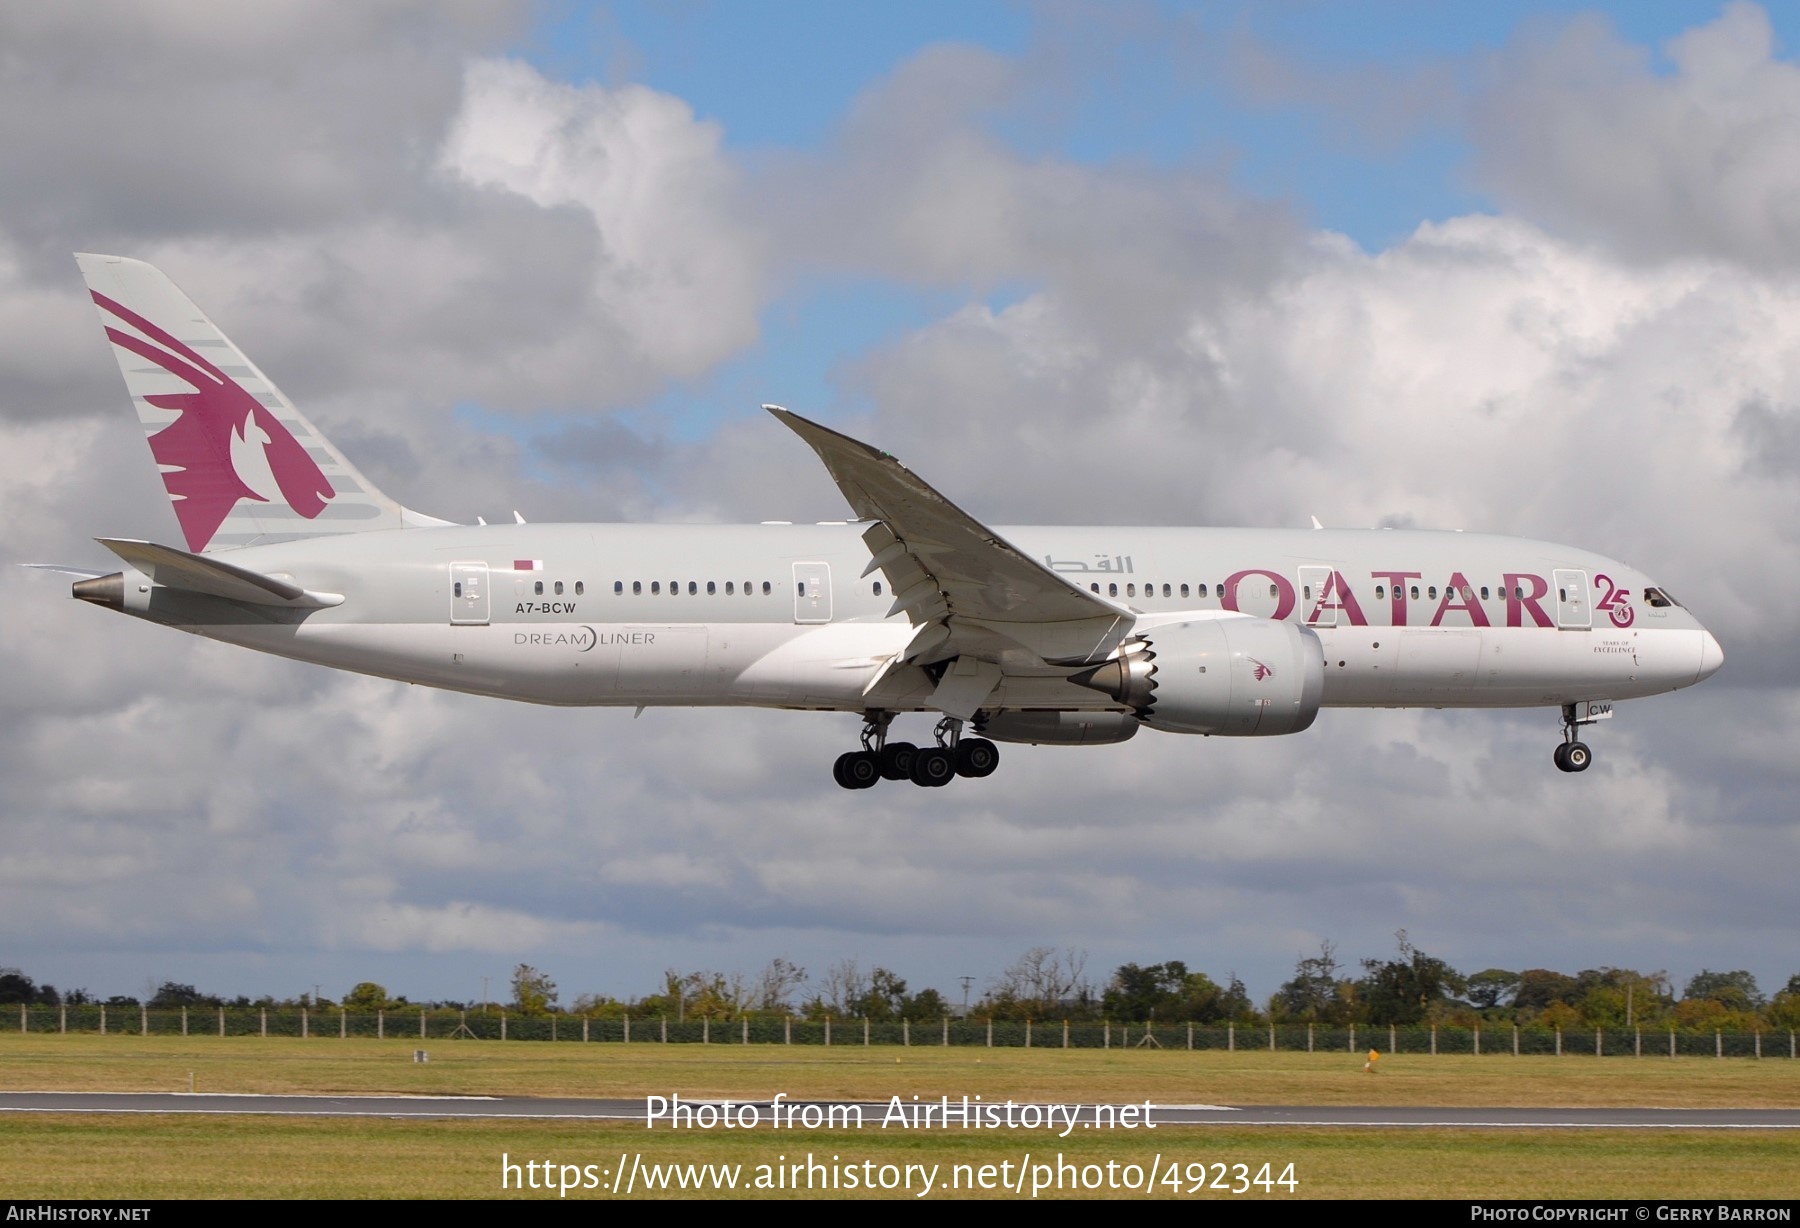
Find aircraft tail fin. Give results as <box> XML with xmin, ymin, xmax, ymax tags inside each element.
<box><xmin>75</xmin><ymin>254</ymin><xmax>450</xmax><ymax>553</ymax></box>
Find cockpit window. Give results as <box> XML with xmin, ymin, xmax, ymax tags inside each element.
<box><xmin>1643</xmin><ymin>587</ymin><xmax>1680</xmax><ymax>608</ymax></box>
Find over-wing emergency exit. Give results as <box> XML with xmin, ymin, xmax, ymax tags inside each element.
<box><xmin>45</xmin><ymin>256</ymin><xmax>1724</xmax><ymax>789</ymax></box>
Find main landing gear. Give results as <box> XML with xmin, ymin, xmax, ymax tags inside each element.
<box><xmin>1553</xmin><ymin>702</ymin><xmax>1595</xmax><ymax>774</ymax></box>
<box><xmin>833</xmin><ymin>711</ymin><xmax>1000</xmax><ymax>790</ymax></box>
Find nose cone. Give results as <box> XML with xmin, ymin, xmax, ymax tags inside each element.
<box><xmin>1697</xmin><ymin>629</ymin><xmax>1725</xmax><ymax>682</ymax></box>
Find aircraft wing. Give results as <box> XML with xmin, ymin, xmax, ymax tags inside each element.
<box><xmin>769</xmin><ymin>407</ymin><xmax>1132</xmax><ymax>671</ymax></box>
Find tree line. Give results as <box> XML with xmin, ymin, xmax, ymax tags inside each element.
<box><xmin>1261</xmin><ymin>934</ymin><xmax>1799</xmax><ymax>1033</ymax></box>
<box><xmin>6</xmin><ymin>934</ymin><xmax>1796</xmax><ymax>1032</ymax></box>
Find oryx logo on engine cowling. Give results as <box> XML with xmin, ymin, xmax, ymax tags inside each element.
<box><xmin>93</xmin><ymin>290</ymin><xmax>334</xmax><ymax>552</ymax></box>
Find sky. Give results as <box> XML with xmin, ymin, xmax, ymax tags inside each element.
<box><xmin>1</xmin><ymin>1</ymin><xmax>1796</xmax><ymax>1011</ymax></box>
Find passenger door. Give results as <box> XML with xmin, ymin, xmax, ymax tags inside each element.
<box><xmin>450</xmin><ymin>562</ymin><xmax>490</xmax><ymax>625</ymax></box>
<box><xmin>1298</xmin><ymin>566</ymin><xmax>1336</xmax><ymax>627</ymax></box>
<box><xmin>792</xmin><ymin>561</ymin><xmax>832</xmax><ymax>624</ymax></box>
<box><xmin>1553</xmin><ymin>569</ymin><xmax>1591</xmax><ymax>630</ymax></box>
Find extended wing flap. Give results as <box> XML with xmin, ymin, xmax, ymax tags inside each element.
<box><xmin>96</xmin><ymin>538</ymin><xmax>343</xmax><ymax>609</ymax></box>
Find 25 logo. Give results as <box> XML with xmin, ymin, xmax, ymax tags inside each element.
<box><xmin>1595</xmin><ymin>574</ymin><xmax>1634</xmax><ymax>628</ymax></box>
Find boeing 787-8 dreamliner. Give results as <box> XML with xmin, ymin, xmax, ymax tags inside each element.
<box><xmin>43</xmin><ymin>255</ymin><xmax>1724</xmax><ymax>789</ymax></box>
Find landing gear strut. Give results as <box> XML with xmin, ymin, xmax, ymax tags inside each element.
<box><xmin>831</xmin><ymin>711</ymin><xmax>1000</xmax><ymax>789</ymax></box>
<box><xmin>1554</xmin><ymin>702</ymin><xmax>1595</xmax><ymax>773</ymax></box>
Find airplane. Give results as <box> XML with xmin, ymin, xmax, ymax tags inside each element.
<box><xmin>44</xmin><ymin>254</ymin><xmax>1724</xmax><ymax>789</ymax></box>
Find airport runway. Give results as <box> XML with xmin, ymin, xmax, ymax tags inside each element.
<box><xmin>2</xmin><ymin>1092</ymin><xmax>1796</xmax><ymax>1129</ymax></box>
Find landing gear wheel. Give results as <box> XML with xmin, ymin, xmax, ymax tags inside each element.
<box><xmin>955</xmin><ymin>737</ymin><xmax>1000</xmax><ymax>778</ymax></box>
<box><xmin>1553</xmin><ymin>742</ymin><xmax>1592</xmax><ymax>773</ymax></box>
<box><xmin>880</xmin><ymin>741</ymin><xmax>918</xmax><ymax>781</ymax></box>
<box><xmin>909</xmin><ymin>746</ymin><xmax>956</xmax><ymax>787</ymax></box>
<box><xmin>1552</xmin><ymin>743</ymin><xmax>1570</xmax><ymax>772</ymax></box>
<box><xmin>835</xmin><ymin>750</ymin><xmax>881</xmax><ymax>789</ymax></box>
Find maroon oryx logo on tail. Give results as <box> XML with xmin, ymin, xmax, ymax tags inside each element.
<box><xmin>93</xmin><ymin>290</ymin><xmax>334</xmax><ymax>552</ymax></box>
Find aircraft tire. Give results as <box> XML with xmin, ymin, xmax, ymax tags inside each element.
<box><xmin>1563</xmin><ymin>742</ymin><xmax>1592</xmax><ymax>772</ymax></box>
<box><xmin>842</xmin><ymin>750</ymin><xmax>882</xmax><ymax>789</ymax></box>
<box><xmin>832</xmin><ymin>752</ymin><xmax>855</xmax><ymax>789</ymax></box>
<box><xmin>955</xmin><ymin>738</ymin><xmax>1000</xmax><ymax>778</ymax></box>
<box><xmin>910</xmin><ymin>747</ymin><xmax>956</xmax><ymax>788</ymax></box>
<box><xmin>1552</xmin><ymin>743</ymin><xmax>1570</xmax><ymax>772</ymax></box>
<box><xmin>880</xmin><ymin>741</ymin><xmax>919</xmax><ymax>781</ymax></box>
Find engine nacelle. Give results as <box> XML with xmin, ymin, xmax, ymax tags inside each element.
<box><xmin>1070</xmin><ymin>617</ymin><xmax>1325</xmax><ymax>736</ymax></box>
<box><xmin>977</xmin><ymin>710</ymin><xmax>1140</xmax><ymax>745</ymax></box>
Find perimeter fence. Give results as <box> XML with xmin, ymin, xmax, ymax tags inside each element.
<box><xmin>8</xmin><ymin>1004</ymin><xmax>1796</xmax><ymax>1059</ymax></box>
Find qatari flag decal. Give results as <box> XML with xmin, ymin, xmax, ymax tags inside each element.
<box><xmin>514</xmin><ymin>559</ymin><xmax>543</xmax><ymax>571</ymax></box>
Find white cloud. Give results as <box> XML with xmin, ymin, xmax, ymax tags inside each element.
<box><xmin>1473</xmin><ymin>3</ymin><xmax>1800</xmax><ymax>267</ymax></box>
<box><xmin>441</xmin><ymin>58</ymin><xmax>767</xmax><ymax>379</ymax></box>
<box><xmin>0</xmin><ymin>2</ymin><xmax>523</xmax><ymax>243</ymax></box>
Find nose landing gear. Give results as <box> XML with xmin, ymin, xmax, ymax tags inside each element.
<box><xmin>1554</xmin><ymin>701</ymin><xmax>1607</xmax><ymax>773</ymax></box>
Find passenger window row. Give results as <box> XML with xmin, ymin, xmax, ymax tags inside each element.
<box><xmin>611</xmin><ymin>580</ymin><xmax>776</xmax><ymax>596</ymax></box>
<box><xmin>1081</xmin><ymin>580</ymin><xmax>1570</xmax><ymax>603</ymax></box>
<box><xmin>523</xmin><ymin>578</ymin><xmax>896</xmax><ymax>600</ymax></box>
<box><xmin>1088</xmin><ymin>582</ymin><xmax>1216</xmax><ymax>599</ymax></box>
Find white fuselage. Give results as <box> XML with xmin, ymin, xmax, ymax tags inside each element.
<box><xmin>113</xmin><ymin>521</ymin><xmax>1721</xmax><ymax>717</ymax></box>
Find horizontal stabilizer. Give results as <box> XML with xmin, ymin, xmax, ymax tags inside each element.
<box><xmin>20</xmin><ymin>563</ymin><xmax>110</xmax><ymax>580</ymax></box>
<box><xmin>96</xmin><ymin>538</ymin><xmax>343</xmax><ymax>609</ymax></box>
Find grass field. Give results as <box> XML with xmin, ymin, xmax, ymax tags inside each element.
<box><xmin>1</xmin><ymin>1034</ymin><xmax>1796</xmax><ymax>1199</ymax></box>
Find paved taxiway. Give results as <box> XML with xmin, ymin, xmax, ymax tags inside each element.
<box><xmin>2</xmin><ymin>1092</ymin><xmax>1796</xmax><ymax>1129</ymax></box>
